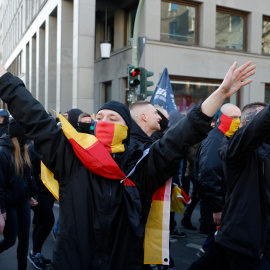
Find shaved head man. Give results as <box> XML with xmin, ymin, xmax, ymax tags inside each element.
<box><xmin>130</xmin><ymin>101</ymin><xmax>161</xmax><ymax>137</ymax></box>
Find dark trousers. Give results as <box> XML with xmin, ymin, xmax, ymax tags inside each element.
<box><xmin>200</xmin><ymin>200</ymin><xmax>216</xmax><ymax>252</ymax></box>
<box><xmin>32</xmin><ymin>194</ymin><xmax>55</xmax><ymax>253</ymax></box>
<box><xmin>0</xmin><ymin>199</ymin><xmax>31</xmax><ymax>270</ymax></box>
<box><xmin>183</xmin><ymin>188</ymin><xmax>200</xmax><ymax>221</ymax></box>
<box><xmin>189</xmin><ymin>243</ymin><xmax>270</xmax><ymax>270</ymax></box>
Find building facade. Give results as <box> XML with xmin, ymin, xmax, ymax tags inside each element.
<box><xmin>2</xmin><ymin>0</ymin><xmax>270</xmax><ymax>114</ymax></box>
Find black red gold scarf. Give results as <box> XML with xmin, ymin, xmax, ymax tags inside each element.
<box><xmin>218</xmin><ymin>113</ymin><xmax>240</xmax><ymax>137</ymax></box>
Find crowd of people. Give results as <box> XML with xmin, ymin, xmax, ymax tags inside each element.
<box><xmin>0</xmin><ymin>60</ymin><xmax>268</xmax><ymax>270</ymax></box>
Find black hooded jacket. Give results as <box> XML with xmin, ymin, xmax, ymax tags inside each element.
<box><xmin>0</xmin><ymin>73</ymin><xmax>212</xmax><ymax>270</ymax></box>
<box><xmin>216</xmin><ymin>105</ymin><xmax>270</xmax><ymax>260</ymax></box>
<box><xmin>0</xmin><ymin>135</ymin><xmax>37</xmax><ymax>208</ymax></box>
<box><xmin>194</xmin><ymin>127</ymin><xmax>228</xmax><ymax>213</ymax></box>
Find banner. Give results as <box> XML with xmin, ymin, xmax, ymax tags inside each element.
<box><xmin>150</xmin><ymin>67</ymin><xmax>177</xmax><ymax>113</ymax></box>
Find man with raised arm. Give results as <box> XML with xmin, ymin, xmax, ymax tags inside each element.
<box><xmin>0</xmin><ymin>62</ymin><xmax>255</xmax><ymax>269</ymax></box>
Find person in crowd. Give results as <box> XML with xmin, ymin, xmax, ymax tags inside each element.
<box><xmin>180</xmin><ymin>142</ymin><xmax>202</xmax><ymax>232</ymax></box>
<box><xmin>0</xmin><ymin>109</ymin><xmax>9</xmax><ymax>136</ymax></box>
<box><xmin>214</xmin><ymin>102</ymin><xmax>270</xmax><ymax>269</ymax></box>
<box><xmin>77</xmin><ymin>112</ymin><xmax>95</xmax><ymax>134</ymax></box>
<box><xmin>181</xmin><ymin>116</ymin><xmax>218</xmax><ymax>234</ymax></box>
<box><xmin>166</xmin><ymin>110</ymin><xmax>188</xmax><ymax>238</ymax></box>
<box><xmin>130</xmin><ymin>102</ymin><xmax>179</xmax><ymax>270</ymax></box>
<box><xmin>192</xmin><ymin>103</ymin><xmax>241</xmax><ymax>259</ymax></box>
<box><xmin>63</xmin><ymin>111</ymin><xmax>68</xmax><ymax>120</ymax></box>
<box><xmin>67</xmin><ymin>108</ymin><xmax>83</xmax><ymax>129</ymax></box>
<box><xmin>188</xmin><ymin>102</ymin><xmax>268</xmax><ymax>270</ymax></box>
<box><xmin>151</xmin><ymin>107</ymin><xmax>169</xmax><ymax>140</ymax></box>
<box><xmin>0</xmin><ymin>119</ymin><xmax>38</xmax><ymax>270</ymax></box>
<box><xmin>0</xmin><ymin>61</ymin><xmax>255</xmax><ymax>269</ymax></box>
<box><xmin>27</xmin><ymin>143</ymin><xmax>55</xmax><ymax>270</ymax></box>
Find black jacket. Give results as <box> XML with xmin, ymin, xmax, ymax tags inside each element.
<box><xmin>129</xmin><ymin>120</ymin><xmax>154</xmax><ymax>150</ymax></box>
<box><xmin>194</xmin><ymin>128</ymin><xmax>227</xmax><ymax>213</ymax></box>
<box><xmin>216</xmin><ymin>105</ymin><xmax>270</xmax><ymax>259</ymax></box>
<box><xmin>0</xmin><ymin>135</ymin><xmax>37</xmax><ymax>208</ymax></box>
<box><xmin>0</xmin><ymin>121</ymin><xmax>8</xmax><ymax>137</ymax></box>
<box><xmin>0</xmin><ymin>73</ymin><xmax>212</xmax><ymax>270</ymax></box>
<box><xmin>28</xmin><ymin>143</ymin><xmax>55</xmax><ymax>197</ymax></box>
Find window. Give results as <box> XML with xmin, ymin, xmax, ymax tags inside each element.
<box><xmin>160</xmin><ymin>0</ymin><xmax>199</xmax><ymax>44</ymax></box>
<box><xmin>216</xmin><ymin>7</ymin><xmax>247</xmax><ymax>51</ymax></box>
<box><xmin>170</xmin><ymin>76</ymin><xmax>232</xmax><ymax>113</ymax></box>
<box><xmin>103</xmin><ymin>82</ymin><xmax>112</xmax><ymax>103</ymax></box>
<box><xmin>107</xmin><ymin>18</ymin><xmax>114</xmax><ymax>52</ymax></box>
<box><xmin>262</xmin><ymin>16</ymin><xmax>270</xmax><ymax>54</ymax></box>
<box><xmin>126</xmin><ymin>7</ymin><xmax>137</xmax><ymax>45</ymax></box>
<box><xmin>265</xmin><ymin>84</ymin><xmax>270</xmax><ymax>104</ymax></box>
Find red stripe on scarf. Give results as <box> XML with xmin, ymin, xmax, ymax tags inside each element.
<box><xmin>69</xmin><ymin>138</ymin><xmax>125</xmax><ymax>179</ymax></box>
<box><xmin>95</xmin><ymin>122</ymin><xmax>115</xmax><ymax>153</ymax></box>
<box><xmin>218</xmin><ymin>113</ymin><xmax>233</xmax><ymax>135</ymax></box>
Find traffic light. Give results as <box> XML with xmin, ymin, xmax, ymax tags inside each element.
<box><xmin>140</xmin><ymin>67</ymin><xmax>154</xmax><ymax>98</ymax></box>
<box><xmin>128</xmin><ymin>65</ymin><xmax>141</xmax><ymax>89</ymax></box>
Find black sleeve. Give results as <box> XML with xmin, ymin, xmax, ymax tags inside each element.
<box><xmin>144</xmin><ymin>105</ymin><xmax>212</xmax><ymax>194</ymax></box>
<box><xmin>0</xmin><ymin>73</ymin><xmax>72</xmax><ymax>182</ymax></box>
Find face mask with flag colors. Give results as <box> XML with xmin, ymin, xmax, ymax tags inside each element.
<box><xmin>94</xmin><ymin>121</ymin><xmax>128</xmax><ymax>153</ymax></box>
<box><xmin>218</xmin><ymin>113</ymin><xmax>240</xmax><ymax>137</ymax></box>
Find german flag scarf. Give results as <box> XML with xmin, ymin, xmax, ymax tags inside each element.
<box><xmin>41</xmin><ymin>113</ymin><xmax>144</xmax><ymax>237</ymax></box>
<box><xmin>218</xmin><ymin>113</ymin><xmax>240</xmax><ymax>137</ymax></box>
<box><xmin>41</xmin><ymin>113</ymin><xmax>171</xmax><ymax>265</ymax></box>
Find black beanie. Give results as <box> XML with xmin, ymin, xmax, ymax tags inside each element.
<box><xmin>97</xmin><ymin>101</ymin><xmax>132</xmax><ymax>131</ymax></box>
<box><xmin>8</xmin><ymin>119</ymin><xmax>25</xmax><ymax>138</ymax></box>
<box><xmin>68</xmin><ymin>108</ymin><xmax>83</xmax><ymax>129</ymax></box>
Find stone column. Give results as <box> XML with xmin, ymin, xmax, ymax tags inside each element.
<box><xmin>25</xmin><ymin>43</ymin><xmax>30</xmax><ymax>89</ymax></box>
<box><xmin>56</xmin><ymin>0</ymin><xmax>73</xmax><ymax>114</ymax></box>
<box><xmin>247</xmin><ymin>12</ymin><xmax>262</xmax><ymax>54</ymax></box>
<box><xmin>29</xmin><ymin>35</ymin><xmax>36</xmax><ymax>98</ymax></box>
<box><xmin>200</xmin><ymin>2</ymin><xmax>216</xmax><ymax>48</ymax></box>
<box><xmin>72</xmin><ymin>0</ymin><xmax>95</xmax><ymax>112</ymax></box>
<box><xmin>36</xmin><ymin>26</ymin><xmax>45</xmax><ymax>105</ymax></box>
<box><xmin>45</xmin><ymin>15</ymin><xmax>57</xmax><ymax>111</ymax></box>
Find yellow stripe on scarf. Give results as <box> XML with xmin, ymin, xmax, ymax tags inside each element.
<box><xmin>110</xmin><ymin>123</ymin><xmax>126</xmax><ymax>153</ymax></box>
<box><xmin>40</xmin><ymin>112</ymin><xmax>98</xmax><ymax>201</ymax></box>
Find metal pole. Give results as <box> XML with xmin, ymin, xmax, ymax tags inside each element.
<box><xmin>132</xmin><ymin>0</ymin><xmax>145</xmax><ymax>67</ymax></box>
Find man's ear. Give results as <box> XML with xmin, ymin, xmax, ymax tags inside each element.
<box><xmin>141</xmin><ymin>113</ymin><xmax>147</xmax><ymax>122</ymax></box>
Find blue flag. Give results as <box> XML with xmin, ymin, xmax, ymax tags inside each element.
<box><xmin>150</xmin><ymin>67</ymin><xmax>177</xmax><ymax>113</ymax></box>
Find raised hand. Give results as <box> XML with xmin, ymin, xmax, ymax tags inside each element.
<box><xmin>220</xmin><ymin>61</ymin><xmax>256</xmax><ymax>98</ymax></box>
<box><xmin>201</xmin><ymin>61</ymin><xmax>256</xmax><ymax>117</ymax></box>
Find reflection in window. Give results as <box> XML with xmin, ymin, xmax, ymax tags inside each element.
<box><xmin>161</xmin><ymin>1</ymin><xmax>197</xmax><ymax>43</ymax></box>
<box><xmin>171</xmin><ymin>79</ymin><xmax>230</xmax><ymax>113</ymax></box>
<box><xmin>262</xmin><ymin>17</ymin><xmax>270</xmax><ymax>54</ymax></box>
<box><xmin>216</xmin><ymin>10</ymin><xmax>245</xmax><ymax>50</ymax></box>
<box><xmin>265</xmin><ymin>84</ymin><xmax>270</xmax><ymax>104</ymax></box>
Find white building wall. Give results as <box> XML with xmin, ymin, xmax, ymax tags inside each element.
<box><xmin>2</xmin><ymin>0</ymin><xmax>270</xmax><ymax>113</ymax></box>
<box><xmin>1</xmin><ymin>0</ymin><xmax>95</xmax><ymax>114</ymax></box>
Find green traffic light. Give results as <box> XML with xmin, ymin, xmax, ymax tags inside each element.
<box><xmin>140</xmin><ymin>67</ymin><xmax>154</xmax><ymax>98</ymax></box>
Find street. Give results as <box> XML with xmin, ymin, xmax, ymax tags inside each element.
<box><xmin>0</xmin><ymin>202</ymin><xmax>206</xmax><ymax>270</ymax></box>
